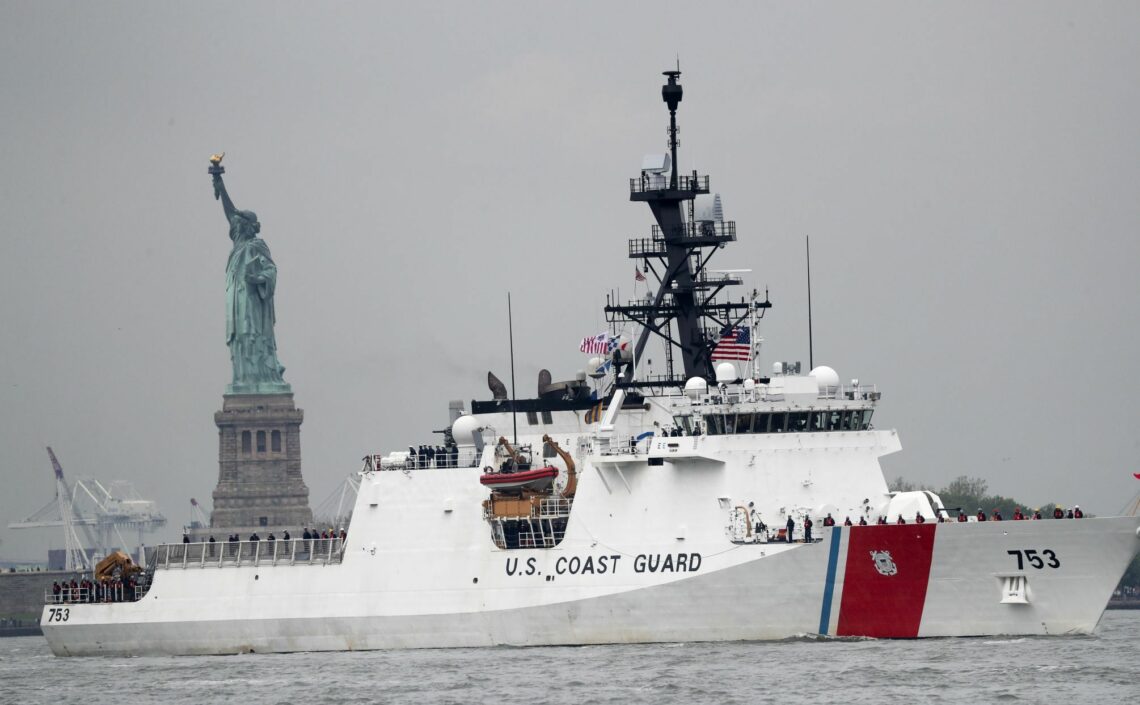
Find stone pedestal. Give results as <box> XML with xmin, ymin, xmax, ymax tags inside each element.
<box><xmin>204</xmin><ymin>393</ymin><xmax>313</xmax><ymax>537</ymax></box>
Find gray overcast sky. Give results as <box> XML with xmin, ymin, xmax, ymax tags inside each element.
<box><xmin>2</xmin><ymin>2</ymin><xmax>1139</xmax><ymax>560</ymax></box>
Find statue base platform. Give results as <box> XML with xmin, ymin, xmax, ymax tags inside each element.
<box><xmin>207</xmin><ymin>392</ymin><xmax>313</xmax><ymax>535</ymax></box>
<box><xmin>226</xmin><ymin>381</ymin><xmax>292</xmax><ymax>395</ymax></box>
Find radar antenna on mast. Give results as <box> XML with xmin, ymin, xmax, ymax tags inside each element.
<box><xmin>608</xmin><ymin>70</ymin><xmax>771</xmax><ymax>391</ymax></box>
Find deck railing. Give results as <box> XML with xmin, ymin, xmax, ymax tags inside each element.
<box><xmin>44</xmin><ymin>582</ymin><xmax>146</xmax><ymax>605</ymax></box>
<box><xmin>148</xmin><ymin>538</ymin><xmax>344</xmax><ymax>570</ymax></box>
<box><xmin>364</xmin><ymin>448</ymin><xmax>482</xmax><ymax>472</ymax></box>
<box><xmin>629</xmin><ymin>174</ymin><xmax>710</xmax><ymax>193</ymax></box>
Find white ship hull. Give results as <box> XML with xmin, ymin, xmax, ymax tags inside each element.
<box><xmin>42</xmin><ymin>447</ymin><xmax>1140</xmax><ymax>655</ymax></box>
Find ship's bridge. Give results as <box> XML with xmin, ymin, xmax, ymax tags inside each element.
<box><xmin>662</xmin><ymin>370</ymin><xmax>881</xmax><ymax>437</ymax></box>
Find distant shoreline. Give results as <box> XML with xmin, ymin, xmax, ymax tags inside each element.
<box><xmin>1106</xmin><ymin>599</ymin><xmax>1140</xmax><ymax>610</ymax></box>
<box><xmin>0</xmin><ymin>626</ymin><xmax>40</xmax><ymax>637</ymax></box>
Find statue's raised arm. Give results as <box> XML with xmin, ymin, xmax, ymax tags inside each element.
<box><xmin>208</xmin><ymin>152</ymin><xmax>237</xmax><ymax>221</ymax></box>
<box><xmin>206</xmin><ymin>152</ymin><xmax>289</xmax><ymax>394</ymax></box>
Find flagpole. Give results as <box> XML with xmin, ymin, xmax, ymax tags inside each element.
<box><xmin>749</xmin><ymin>297</ymin><xmax>756</xmax><ymax>380</ymax></box>
<box><xmin>806</xmin><ymin>235</ymin><xmax>814</xmax><ymax>371</ymax></box>
<box><xmin>508</xmin><ymin>292</ymin><xmax>518</xmax><ymax>445</ymax></box>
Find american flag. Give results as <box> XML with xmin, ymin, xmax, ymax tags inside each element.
<box><xmin>634</xmin><ymin>268</ymin><xmax>646</xmax><ymax>282</ymax></box>
<box><xmin>711</xmin><ymin>326</ymin><xmax>752</xmax><ymax>361</ymax></box>
<box><xmin>579</xmin><ymin>332</ymin><xmax>612</xmax><ymax>355</ymax></box>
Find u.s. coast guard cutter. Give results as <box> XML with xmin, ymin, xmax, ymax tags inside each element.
<box><xmin>42</xmin><ymin>71</ymin><xmax>1140</xmax><ymax>655</ymax></box>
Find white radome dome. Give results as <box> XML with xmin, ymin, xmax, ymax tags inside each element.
<box><xmin>715</xmin><ymin>362</ymin><xmax>737</xmax><ymax>384</ymax></box>
<box><xmin>684</xmin><ymin>377</ymin><xmax>708</xmax><ymax>400</ymax></box>
<box><xmin>451</xmin><ymin>415</ymin><xmax>480</xmax><ymax>446</ymax></box>
<box><xmin>809</xmin><ymin>365</ymin><xmax>840</xmax><ymax>390</ymax></box>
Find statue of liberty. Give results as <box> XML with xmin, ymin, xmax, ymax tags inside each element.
<box><xmin>209</xmin><ymin>154</ymin><xmax>290</xmax><ymax>394</ymax></box>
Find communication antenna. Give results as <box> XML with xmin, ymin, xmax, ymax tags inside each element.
<box><xmin>806</xmin><ymin>235</ymin><xmax>814</xmax><ymax>370</ymax></box>
<box><xmin>508</xmin><ymin>292</ymin><xmax>518</xmax><ymax>445</ymax></box>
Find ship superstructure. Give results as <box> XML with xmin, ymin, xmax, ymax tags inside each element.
<box><xmin>40</xmin><ymin>71</ymin><xmax>1140</xmax><ymax>656</ymax></box>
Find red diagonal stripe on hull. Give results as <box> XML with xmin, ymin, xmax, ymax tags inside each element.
<box><xmin>837</xmin><ymin>524</ymin><xmax>936</xmax><ymax>637</ymax></box>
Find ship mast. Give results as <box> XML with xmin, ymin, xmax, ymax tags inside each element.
<box><xmin>607</xmin><ymin>70</ymin><xmax>770</xmax><ymax>389</ymax></box>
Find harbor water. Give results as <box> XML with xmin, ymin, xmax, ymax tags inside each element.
<box><xmin>2</xmin><ymin>611</ymin><xmax>1137</xmax><ymax>704</ymax></box>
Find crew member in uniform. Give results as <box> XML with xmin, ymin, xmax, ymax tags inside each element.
<box><xmin>786</xmin><ymin>515</ymin><xmax>795</xmax><ymax>543</ymax></box>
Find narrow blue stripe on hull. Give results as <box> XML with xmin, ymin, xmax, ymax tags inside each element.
<box><xmin>818</xmin><ymin>527</ymin><xmax>842</xmax><ymax>635</ymax></box>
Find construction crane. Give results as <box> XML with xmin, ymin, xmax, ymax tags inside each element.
<box><xmin>312</xmin><ymin>473</ymin><xmax>360</xmax><ymax>532</ymax></box>
<box><xmin>188</xmin><ymin>497</ymin><xmax>210</xmax><ymax>531</ymax></box>
<box><xmin>8</xmin><ymin>447</ymin><xmax>168</xmax><ymax>570</ymax></box>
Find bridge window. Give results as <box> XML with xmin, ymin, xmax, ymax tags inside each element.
<box><xmin>768</xmin><ymin>412</ymin><xmax>787</xmax><ymax>433</ymax></box>
<box><xmin>526</xmin><ymin>411</ymin><xmax>538</xmax><ymax>425</ymax></box>
<box><xmin>673</xmin><ymin>416</ymin><xmax>693</xmax><ymax>435</ymax></box>
<box><xmin>706</xmin><ymin>415</ymin><xmax>723</xmax><ymax>435</ymax></box>
<box><xmin>737</xmin><ymin>413</ymin><xmax>754</xmax><ymax>433</ymax></box>
<box><xmin>810</xmin><ymin>411</ymin><xmax>826</xmax><ymax>432</ymax></box>
<box><xmin>693</xmin><ymin>406</ymin><xmax>870</xmax><ymax>433</ymax></box>
<box><xmin>827</xmin><ymin>410</ymin><xmax>843</xmax><ymax>431</ymax></box>
<box><xmin>541</xmin><ymin>410</ymin><xmax>553</xmax><ymax>424</ymax></box>
<box><xmin>789</xmin><ymin>412</ymin><xmax>810</xmax><ymax>433</ymax></box>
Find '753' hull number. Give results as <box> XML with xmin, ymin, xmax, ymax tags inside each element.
<box><xmin>1007</xmin><ymin>549</ymin><xmax>1060</xmax><ymax>570</ymax></box>
<box><xmin>46</xmin><ymin>607</ymin><xmax>69</xmax><ymax>622</ymax></box>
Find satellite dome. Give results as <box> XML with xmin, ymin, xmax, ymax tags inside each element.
<box><xmin>809</xmin><ymin>365</ymin><xmax>840</xmax><ymax>390</ymax></box>
<box><xmin>743</xmin><ymin>378</ymin><xmax>756</xmax><ymax>391</ymax></box>
<box><xmin>715</xmin><ymin>362</ymin><xmax>737</xmax><ymax>384</ymax></box>
<box><xmin>587</xmin><ymin>356</ymin><xmax>606</xmax><ymax>379</ymax></box>
<box><xmin>451</xmin><ymin>415</ymin><xmax>480</xmax><ymax>446</ymax></box>
<box><xmin>684</xmin><ymin>377</ymin><xmax>708</xmax><ymax>400</ymax></box>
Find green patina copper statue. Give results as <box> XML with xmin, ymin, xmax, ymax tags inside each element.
<box><xmin>209</xmin><ymin>153</ymin><xmax>290</xmax><ymax>394</ymax></box>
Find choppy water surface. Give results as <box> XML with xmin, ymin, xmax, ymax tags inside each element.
<box><xmin>2</xmin><ymin>612</ymin><xmax>1137</xmax><ymax>704</ymax></box>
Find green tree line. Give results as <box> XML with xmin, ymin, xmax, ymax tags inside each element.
<box><xmin>889</xmin><ymin>475</ymin><xmax>1138</xmax><ymax>594</ymax></box>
